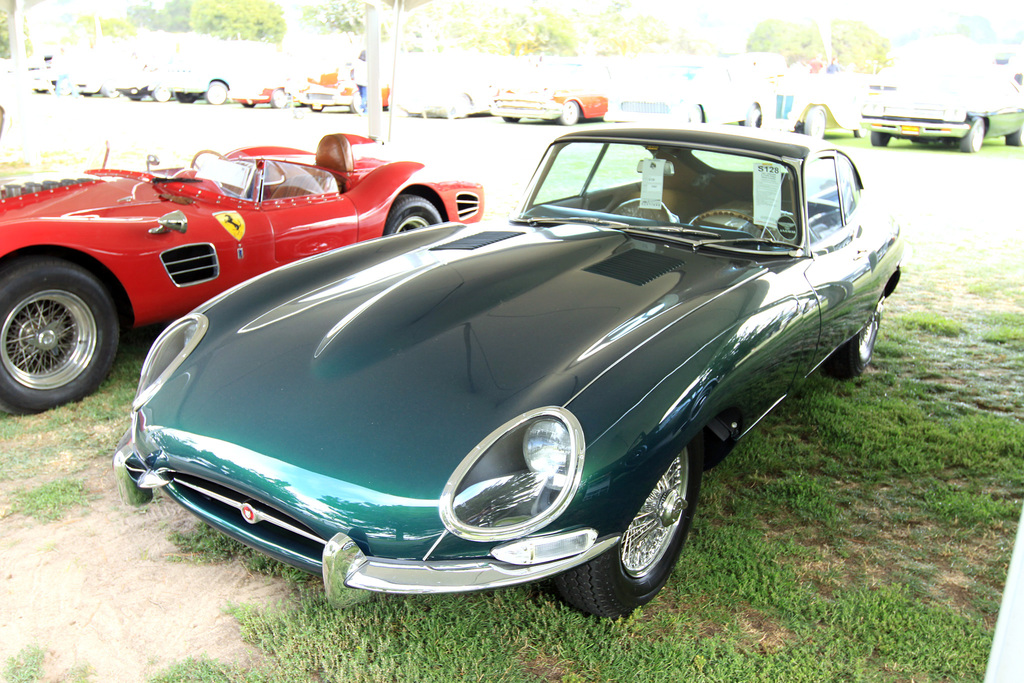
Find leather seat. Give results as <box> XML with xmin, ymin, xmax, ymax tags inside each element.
<box><xmin>315</xmin><ymin>134</ymin><xmax>355</xmax><ymax>176</ymax></box>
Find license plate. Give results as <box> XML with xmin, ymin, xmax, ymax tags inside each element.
<box><xmin>901</xmin><ymin>125</ymin><xmax>921</xmax><ymax>135</ymax></box>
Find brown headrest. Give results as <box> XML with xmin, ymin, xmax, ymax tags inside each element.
<box><xmin>315</xmin><ymin>134</ymin><xmax>354</xmax><ymax>175</ymax></box>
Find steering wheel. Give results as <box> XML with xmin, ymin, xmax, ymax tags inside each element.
<box><xmin>611</xmin><ymin>198</ymin><xmax>679</xmax><ymax>223</ymax></box>
<box><xmin>190</xmin><ymin>149</ymin><xmax>225</xmax><ymax>170</ymax></box>
<box><xmin>691</xmin><ymin>209</ymin><xmax>755</xmax><ymax>226</ymax></box>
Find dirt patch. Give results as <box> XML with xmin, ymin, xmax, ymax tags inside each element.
<box><xmin>0</xmin><ymin>457</ymin><xmax>296</xmax><ymax>681</ymax></box>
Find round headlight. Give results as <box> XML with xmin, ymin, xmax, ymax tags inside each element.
<box><xmin>524</xmin><ymin>418</ymin><xmax>570</xmax><ymax>478</ymax></box>
<box><xmin>133</xmin><ymin>313</ymin><xmax>208</xmax><ymax>410</ymax></box>
<box><xmin>440</xmin><ymin>407</ymin><xmax>585</xmax><ymax>542</ymax></box>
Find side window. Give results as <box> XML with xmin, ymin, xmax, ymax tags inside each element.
<box><xmin>804</xmin><ymin>157</ymin><xmax>845</xmax><ymax>246</ymax></box>
<box><xmin>836</xmin><ymin>154</ymin><xmax>861</xmax><ymax>219</ymax></box>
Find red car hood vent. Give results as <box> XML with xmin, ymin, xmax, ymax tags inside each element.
<box><xmin>584</xmin><ymin>250</ymin><xmax>684</xmax><ymax>286</ymax></box>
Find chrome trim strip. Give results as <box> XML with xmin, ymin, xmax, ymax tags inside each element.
<box><xmin>173</xmin><ymin>478</ymin><xmax>326</xmax><ymax>546</ymax></box>
<box><xmin>345</xmin><ymin>535</ymin><xmax>618</xmax><ymax>594</ymax></box>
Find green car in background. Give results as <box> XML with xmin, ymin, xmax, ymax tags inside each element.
<box><xmin>114</xmin><ymin>126</ymin><xmax>904</xmax><ymax>618</ymax></box>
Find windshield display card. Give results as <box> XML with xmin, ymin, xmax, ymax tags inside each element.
<box><xmin>639</xmin><ymin>159</ymin><xmax>666</xmax><ymax>209</ymax></box>
<box><xmin>753</xmin><ymin>162</ymin><xmax>785</xmax><ymax>229</ymax></box>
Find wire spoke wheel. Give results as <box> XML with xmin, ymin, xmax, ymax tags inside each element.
<box><xmin>2</xmin><ymin>290</ymin><xmax>97</xmax><ymax>390</ymax></box>
<box><xmin>620</xmin><ymin>453</ymin><xmax>688</xmax><ymax>578</ymax></box>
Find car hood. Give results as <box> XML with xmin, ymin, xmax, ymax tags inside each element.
<box><xmin>0</xmin><ymin>172</ymin><xmax>171</xmax><ymax>223</ymax></box>
<box><xmin>142</xmin><ymin>224</ymin><xmax>763</xmax><ymax>523</ymax></box>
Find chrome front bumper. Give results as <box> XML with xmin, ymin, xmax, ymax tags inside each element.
<box><xmin>113</xmin><ymin>432</ymin><xmax>617</xmax><ymax>607</ymax></box>
<box><xmin>862</xmin><ymin>117</ymin><xmax>970</xmax><ymax>139</ymax></box>
<box><xmin>490</xmin><ymin>100</ymin><xmax>561</xmax><ymax>120</ymax></box>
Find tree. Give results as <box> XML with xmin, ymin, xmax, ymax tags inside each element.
<box><xmin>747</xmin><ymin>18</ymin><xmax>889</xmax><ymax>72</ymax></box>
<box><xmin>831</xmin><ymin>20</ymin><xmax>890</xmax><ymax>73</ymax></box>
<box><xmin>128</xmin><ymin>0</ymin><xmax>193</xmax><ymax>33</ymax></box>
<box><xmin>301</xmin><ymin>0</ymin><xmax>363</xmax><ymax>36</ymax></box>
<box><xmin>585</xmin><ymin>1</ymin><xmax>672</xmax><ymax>56</ymax></box>
<box><xmin>73</xmin><ymin>16</ymin><xmax>138</xmax><ymax>45</ymax></box>
<box><xmin>191</xmin><ymin>0</ymin><xmax>286</xmax><ymax>43</ymax></box>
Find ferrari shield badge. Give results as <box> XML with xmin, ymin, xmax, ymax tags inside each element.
<box><xmin>214</xmin><ymin>211</ymin><xmax>246</xmax><ymax>241</ymax></box>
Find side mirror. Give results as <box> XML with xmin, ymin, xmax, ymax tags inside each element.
<box><xmin>146</xmin><ymin>154</ymin><xmax>160</xmax><ymax>173</ymax></box>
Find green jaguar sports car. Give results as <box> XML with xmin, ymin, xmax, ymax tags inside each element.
<box><xmin>114</xmin><ymin>126</ymin><xmax>903</xmax><ymax>618</ymax></box>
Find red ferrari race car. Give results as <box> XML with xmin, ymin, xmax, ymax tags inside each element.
<box><xmin>0</xmin><ymin>133</ymin><xmax>484</xmax><ymax>414</ymax></box>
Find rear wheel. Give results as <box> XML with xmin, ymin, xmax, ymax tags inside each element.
<box><xmin>383</xmin><ymin>195</ymin><xmax>443</xmax><ymax>235</ymax></box>
<box><xmin>558</xmin><ymin>101</ymin><xmax>582</xmax><ymax>126</ymax></box>
<box><xmin>1007</xmin><ymin>123</ymin><xmax>1023</xmax><ymax>147</ymax></box>
<box><xmin>802</xmin><ymin>106</ymin><xmax>827</xmax><ymax>138</ymax></box>
<box><xmin>555</xmin><ymin>433</ymin><xmax>704</xmax><ymax>618</ymax></box>
<box><xmin>0</xmin><ymin>258</ymin><xmax>119</xmax><ymax>414</ymax></box>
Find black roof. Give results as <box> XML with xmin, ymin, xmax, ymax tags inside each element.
<box><xmin>555</xmin><ymin>125</ymin><xmax>834</xmax><ymax>161</ymax></box>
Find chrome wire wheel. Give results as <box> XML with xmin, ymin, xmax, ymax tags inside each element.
<box><xmin>859</xmin><ymin>298</ymin><xmax>883</xmax><ymax>365</ymax></box>
<box><xmin>2</xmin><ymin>290</ymin><xmax>97</xmax><ymax>390</ymax></box>
<box><xmin>621</xmin><ymin>449</ymin><xmax>689</xmax><ymax>578</ymax></box>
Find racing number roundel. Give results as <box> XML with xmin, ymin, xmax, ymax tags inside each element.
<box><xmin>214</xmin><ymin>211</ymin><xmax>246</xmax><ymax>241</ymax></box>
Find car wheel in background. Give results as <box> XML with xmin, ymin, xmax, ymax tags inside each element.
<box><xmin>1005</xmin><ymin>123</ymin><xmax>1023</xmax><ymax>147</ymax></box>
<box><xmin>869</xmin><ymin>131</ymin><xmax>890</xmax><ymax>147</ymax></box>
<box><xmin>744</xmin><ymin>103</ymin><xmax>762</xmax><ymax>127</ymax></box>
<box><xmin>684</xmin><ymin>104</ymin><xmax>704</xmax><ymax>124</ymax></box>
<box><xmin>383</xmin><ymin>195</ymin><xmax>443</xmax><ymax>235</ymax></box>
<box><xmin>824</xmin><ymin>297</ymin><xmax>883</xmax><ymax>379</ymax></box>
<box><xmin>205</xmin><ymin>81</ymin><xmax>229</xmax><ymax>106</ymax></box>
<box><xmin>501</xmin><ymin>116</ymin><xmax>520</xmax><ymax>123</ymax></box>
<box><xmin>0</xmin><ymin>258</ymin><xmax>119</xmax><ymax>415</ymax></box>
<box><xmin>802</xmin><ymin>106</ymin><xmax>827</xmax><ymax>138</ymax></box>
<box><xmin>447</xmin><ymin>94</ymin><xmax>472</xmax><ymax>119</ymax></box>
<box><xmin>270</xmin><ymin>88</ymin><xmax>290</xmax><ymax>109</ymax></box>
<box><xmin>959</xmin><ymin>118</ymin><xmax>985</xmax><ymax>153</ymax></box>
<box><xmin>554</xmin><ymin>432</ymin><xmax>704</xmax><ymax>618</ymax></box>
<box><xmin>153</xmin><ymin>86</ymin><xmax>172</xmax><ymax>103</ymax></box>
<box><xmin>558</xmin><ymin>100</ymin><xmax>582</xmax><ymax>126</ymax></box>
<box><xmin>99</xmin><ymin>81</ymin><xmax>119</xmax><ymax>98</ymax></box>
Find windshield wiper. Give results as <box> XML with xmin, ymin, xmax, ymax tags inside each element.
<box><xmin>510</xmin><ymin>216</ymin><xmax>629</xmax><ymax>227</ymax></box>
<box><xmin>693</xmin><ymin>236</ymin><xmax>805</xmax><ymax>256</ymax></box>
<box><xmin>625</xmin><ymin>224</ymin><xmax>719</xmax><ymax>238</ymax></box>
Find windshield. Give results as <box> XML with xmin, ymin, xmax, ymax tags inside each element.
<box><xmin>195</xmin><ymin>158</ymin><xmax>257</xmax><ymax>199</ymax></box>
<box><xmin>517</xmin><ymin>140</ymin><xmax>800</xmax><ymax>248</ymax></box>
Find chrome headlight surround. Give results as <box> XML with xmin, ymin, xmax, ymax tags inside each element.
<box><xmin>133</xmin><ymin>313</ymin><xmax>208</xmax><ymax>410</ymax></box>
<box><xmin>439</xmin><ymin>407</ymin><xmax>585</xmax><ymax>542</ymax></box>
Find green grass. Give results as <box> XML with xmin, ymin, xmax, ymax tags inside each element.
<box><xmin>10</xmin><ymin>478</ymin><xmax>90</xmax><ymax>522</ymax></box>
<box><xmin>2</xmin><ymin>644</ymin><xmax>45</xmax><ymax>683</ymax></box>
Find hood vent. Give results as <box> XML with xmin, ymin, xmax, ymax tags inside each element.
<box><xmin>432</xmin><ymin>231</ymin><xmax>523</xmax><ymax>251</ymax></box>
<box><xmin>584</xmin><ymin>250</ymin><xmax>683</xmax><ymax>286</ymax></box>
<box><xmin>160</xmin><ymin>243</ymin><xmax>219</xmax><ymax>287</ymax></box>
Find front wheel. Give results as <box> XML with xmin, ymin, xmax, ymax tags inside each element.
<box><xmin>869</xmin><ymin>131</ymin><xmax>890</xmax><ymax>147</ymax></box>
<box><xmin>744</xmin><ymin>104</ymin><xmax>762</xmax><ymax>128</ymax></box>
<box><xmin>802</xmin><ymin>105</ymin><xmax>827</xmax><ymax>138</ymax></box>
<box><xmin>205</xmin><ymin>81</ymin><xmax>229</xmax><ymax>106</ymax></box>
<box><xmin>383</xmin><ymin>195</ymin><xmax>443</xmax><ymax>235</ymax></box>
<box><xmin>554</xmin><ymin>432</ymin><xmax>704</xmax><ymax>618</ymax></box>
<box><xmin>0</xmin><ymin>258</ymin><xmax>119</xmax><ymax>414</ymax></box>
<box><xmin>960</xmin><ymin>118</ymin><xmax>985</xmax><ymax>153</ymax></box>
<box><xmin>824</xmin><ymin>297</ymin><xmax>883</xmax><ymax>379</ymax></box>
<box><xmin>269</xmin><ymin>88</ymin><xmax>290</xmax><ymax>110</ymax></box>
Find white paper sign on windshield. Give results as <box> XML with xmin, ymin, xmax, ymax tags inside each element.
<box><xmin>753</xmin><ymin>161</ymin><xmax>785</xmax><ymax>229</ymax></box>
<box><xmin>639</xmin><ymin>159</ymin><xmax>666</xmax><ymax>209</ymax></box>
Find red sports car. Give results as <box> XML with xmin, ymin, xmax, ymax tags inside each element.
<box><xmin>0</xmin><ymin>133</ymin><xmax>484</xmax><ymax>414</ymax></box>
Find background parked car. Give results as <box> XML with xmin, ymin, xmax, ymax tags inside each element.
<box><xmin>771</xmin><ymin>72</ymin><xmax>869</xmax><ymax>138</ymax></box>
<box><xmin>393</xmin><ymin>53</ymin><xmax>508</xmax><ymax>119</ymax></box>
<box><xmin>491</xmin><ymin>59</ymin><xmax>612</xmax><ymax>125</ymax></box>
<box><xmin>610</xmin><ymin>55</ymin><xmax>778</xmax><ymax>127</ymax></box>
<box><xmin>861</xmin><ymin>65</ymin><xmax>1024</xmax><ymax>152</ymax></box>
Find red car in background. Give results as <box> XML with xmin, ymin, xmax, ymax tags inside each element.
<box><xmin>491</xmin><ymin>61</ymin><xmax>611</xmax><ymax>125</ymax></box>
<box><xmin>0</xmin><ymin>133</ymin><xmax>484</xmax><ymax>414</ymax></box>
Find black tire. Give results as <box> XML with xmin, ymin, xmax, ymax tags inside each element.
<box><xmin>173</xmin><ymin>92</ymin><xmax>198</xmax><ymax>104</ymax></box>
<box><xmin>1007</xmin><ymin>124</ymin><xmax>1024</xmax><ymax>147</ymax></box>
<box><xmin>744</xmin><ymin>104</ymin><xmax>762</xmax><ymax>128</ymax></box>
<box><xmin>0</xmin><ymin>258</ymin><xmax>119</xmax><ymax>414</ymax></box>
<box><xmin>555</xmin><ymin>432</ymin><xmax>704</xmax><ymax>618</ymax></box>
<box><xmin>959</xmin><ymin>118</ymin><xmax>985</xmax><ymax>153</ymax></box>
<box><xmin>241</xmin><ymin>102</ymin><xmax>256</xmax><ymax>109</ymax></box>
<box><xmin>383</xmin><ymin>195</ymin><xmax>443</xmax><ymax>235</ymax></box>
<box><xmin>869</xmin><ymin>131</ymin><xmax>890</xmax><ymax>147</ymax></box>
<box><xmin>824</xmin><ymin>297</ymin><xmax>883</xmax><ymax>379</ymax></box>
<box><xmin>501</xmin><ymin>116</ymin><xmax>520</xmax><ymax>123</ymax></box>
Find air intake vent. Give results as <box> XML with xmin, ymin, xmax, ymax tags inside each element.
<box><xmin>584</xmin><ymin>250</ymin><xmax>683</xmax><ymax>286</ymax></box>
<box><xmin>432</xmin><ymin>231</ymin><xmax>523</xmax><ymax>251</ymax></box>
<box><xmin>160</xmin><ymin>243</ymin><xmax>219</xmax><ymax>286</ymax></box>
<box><xmin>455</xmin><ymin>192</ymin><xmax>481</xmax><ymax>220</ymax></box>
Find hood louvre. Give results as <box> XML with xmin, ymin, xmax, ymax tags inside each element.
<box><xmin>431</xmin><ymin>231</ymin><xmax>523</xmax><ymax>251</ymax></box>
<box><xmin>584</xmin><ymin>250</ymin><xmax>684</xmax><ymax>286</ymax></box>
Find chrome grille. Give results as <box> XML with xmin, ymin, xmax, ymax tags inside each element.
<box><xmin>455</xmin><ymin>192</ymin><xmax>481</xmax><ymax>220</ymax></box>
<box><xmin>160</xmin><ymin>243</ymin><xmax>219</xmax><ymax>286</ymax></box>
<box><xmin>170</xmin><ymin>472</ymin><xmax>326</xmax><ymax>547</ymax></box>
<box><xmin>620</xmin><ymin>101</ymin><xmax>672</xmax><ymax>115</ymax></box>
